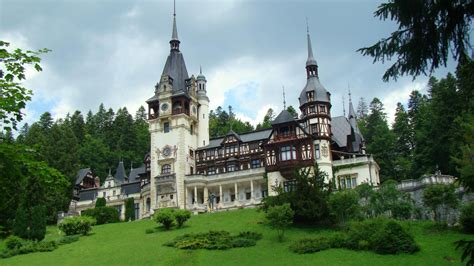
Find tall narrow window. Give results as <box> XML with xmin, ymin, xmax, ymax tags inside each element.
<box><xmin>315</xmin><ymin>144</ymin><xmax>320</xmax><ymax>159</ymax></box>
<box><xmin>164</xmin><ymin>122</ymin><xmax>170</xmax><ymax>133</ymax></box>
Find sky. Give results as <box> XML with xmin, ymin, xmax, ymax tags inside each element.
<box><xmin>0</xmin><ymin>0</ymin><xmax>459</xmax><ymax>129</ymax></box>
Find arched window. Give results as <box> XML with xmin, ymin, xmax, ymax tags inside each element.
<box><xmin>162</xmin><ymin>164</ymin><xmax>171</xmax><ymax>174</ymax></box>
<box><xmin>146</xmin><ymin>198</ymin><xmax>151</xmax><ymax>212</ymax></box>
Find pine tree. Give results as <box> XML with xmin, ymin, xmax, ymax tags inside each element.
<box><xmin>363</xmin><ymin>98</ymin><xmax>396</xmax><ymax>182</ymax></box>
<box><xmin>124</xmin><ymin>198</ymin><xmax>135</xmax><ymax>221</ymax></box>
<box><xmin>392</xmin><ymin>103</ymin><xmax>412</xmax><ymax>180</ymax></box>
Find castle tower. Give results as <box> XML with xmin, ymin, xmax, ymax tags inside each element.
<box><xmin>146</xmin><ymin>5</ymin><xmax>205</xmax><ymax>211</ymax></box>
<box><xmin>196</xmin><ymin>66</ymin><xmax>210</xmax><ymax>147</ymax></box>
<box><xmin>298</xmin><ymin>28</ymin><xmax>333</xmax><ymax>180</ymax></box>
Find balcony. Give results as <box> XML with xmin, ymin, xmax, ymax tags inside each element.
<box><xmin>185</xmin><ymin>167</ymin><xmax>265</xmax><ymax>184</ymax></box>
<box><xmin>155</xmin><ymin>173</ymin><xmax>176</xmax><ymax>184</ymax></box>
<box><xmin>332</xmin><ymin>155</ymin><xmax>374</xmax><ymax>166</ymax></box>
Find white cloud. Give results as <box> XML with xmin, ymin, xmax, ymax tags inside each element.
<box><xmin>381</xmin><ymin>80</ymin><xmax>428</xmax><ymax>125</ymax></box>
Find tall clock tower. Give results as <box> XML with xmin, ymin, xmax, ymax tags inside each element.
<box><xmin>298</xmin><ymin>29</ymin><xmax>333</xmax><ymax>180</ymax></box>
<box><xmin>146</xmin><ymin>8</ymin><xmax>209</xmax><ymax>211</ymax></box>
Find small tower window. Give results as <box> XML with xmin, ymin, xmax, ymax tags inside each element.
<box><xmin>314</xmin><ymin>144</ymin><xmax>321</xmax><ymax>159</ymax></box>
<box><xmin>320</xmin><ymin>105</ymin><xmax>326</xmax><ymax>114</ymax></box>
<box><xmin>164</xmin><ymin>122</ymin><xmax>170</xmax><ymax>133</ymax></box>
<box><xmin>162</xmin><ymin>164</ymin><xmax>171</xmax><ymax>174</ymax></box>
<box><xmin>307</xmin><ymin>91</ymin><xmax>314</xmax><ymax>101</ymax></box>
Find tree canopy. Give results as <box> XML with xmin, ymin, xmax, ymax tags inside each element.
<box><xmin>358</xmin><ymin>0</ymin><xmax>474</xmax><ymax>81</ymax></box>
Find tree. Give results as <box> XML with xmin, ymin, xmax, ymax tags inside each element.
<box><xmin>392</xmin><ymin>102</ymin><xmax>412</xmax><ymax>180</ymax></box>
<box><xmin>357</xmin><ymin>97</ymin><xmax>369</xmax><ymax>120</ymax></box>
<box><xmin>95</xmin><ymin>197</ymin><xmax>106</xmax><ymax>208</ymax></box>
<box><xmin>262</xmin><ymin>164</ymin><xmax>332</xmax><ymax>225</ymax></box>
<box><xmin>369</xmin><ymin>180</ymin><xmax>414</xmax><ymax>219</ymax></box>
<box><xmin>362</xmin><ymin>98</ymin><xmax>396</xmax><ymax>181</ymax></box>
<box><xmin>124</xmin><ymin>198</ymin><xmax>135</xmax><ymax>221</ymax></box>
<box><xmin>286</xmin><ymin>106</ymin><xmax>298</xmax><ymax>118</ymax></box>
<box><xmin>14</xmin><ymin>174</ymin><xmax>46</xmax><ymax>241</ymax></box>
<box><xmin>328</xmin><ymin>190</ymin><xmax>360</xmax><ymax>225</ymax></box>
<box><xmin>266</xmin><ymin>203</ymin><xmax>294</xmax><ymax>241</ymax></box>
<box><xmin>358</xmin><ymin>1</ymin><xmax>474</xmax><ymax>81</ymax></box>
<box><xmin>256</xmin><ymin>108</ymin><xmax>275</xmax><ymax>130</ymax></box>
<box><xmin>0</xmin><ymin>41</ymin><xmax>50</xmax><ymax>130</ymax></box>
<box><xmin>454</xmin><ymin>115</ymin><xmax>474</xmax><ymax>191</ymax></box>
<box><xmin>422</xmin><ymin>184</ymin><xmax>459</xmax><ymax>222</ymax></box>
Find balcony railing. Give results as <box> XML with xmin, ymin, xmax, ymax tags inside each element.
<box><xmin>332</xmin><ymin>155</ymin><xmax>373</xmax><ymax>166</ymax></box>
<box><xmin>186</xmin><ymin>167</ymin><xmax>265</xmax><ymax>182</ymax></box>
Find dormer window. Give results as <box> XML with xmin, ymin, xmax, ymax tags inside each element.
<box><xmin>307</xmin><ymin>91</ymin><xmax>314</xmax><ymax>101</ymax></box>
<box><xmin>320</xmin><ymin>105</ymin><xmax>326</xmax><ymax>114</ymax></box>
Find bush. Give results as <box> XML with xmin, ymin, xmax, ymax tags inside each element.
<box><xmin>154</xmin><ymin>208</ymin><xmax>175</xmax><ymax>230</ymax></box>
<box><xmin>328</xmin><ymin>190</ymin><xmax>360</xmax><ymax>225</ymax></box>
<box><xmin>460</xmin><ymin>202</ymin><xmax>474</xmax><ymax>233</ymax></box>
<box><xmin>345</xmin><ymin>218</ymin><xmax>419</xmax><ymax>254</ymax></box>
<box><xmin>82</xmin><ymin>207</ymin><xmax>119</xmax><ymax>225</ymax></box>
<box><xmin>371</xmin><ymin>220</ymin><xmax>419</xmax><ymax>254</ymax></box>
<box><xmin>175</xmin><ymin>209</ymin><xmax>192</xmax><ymax>228</ymax></box>
<box><xmin>34</xmin><ymin>240</ymin><xmax>58</xmax><ymax>252</ymax></box>
<box><xmin>124</xmin><ymin>198</ymin><xmax>135</xmax><ymax>221</ymax></box>
<box><xmin>290</xmin><ymin>237</ymin><xmax>331</xmax><ymax>254</ymax></box>
<box><xmin>4</xmin><ymin>235</ymin><xmax>24</xmax><ymax>250</ymax></box>
<box><xmin>165</xmin><ymin>230</ymin><xmax>261</xmax><ymax>250</ymax></box>
<box><xmin>95</xmin><ymin>197</ymin><xmax>106</xmax><ymax>208</ymax></box>
<box><xmin>56</xmin><ymin>235</ymin><xmax>79</xmax><ymax>245</ymax></box>
<box><xmin>266</xmin><ymin>203</ymin><xmax>294</xmax><ymax>241</ymax></box>
<box><xmin>59</xmin><ymin>216</ymin><xmax>96</xmax><ymax>236</ymax></box>
<box><xmin>0</xmin><ymin>239</ymin><xmax>59</xmax><ymax>258</ymax></box>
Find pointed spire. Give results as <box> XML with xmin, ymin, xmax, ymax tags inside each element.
<box><xmin>282</xmin><ymin>86</ymin><xmax>286</xmax><ymax>110</ymax></box>
<box><xmin>169</xmin><ymin>0</ymin><xmax>180</xmax><ymax>51</ymax></box>
<box><xmin>306</xmin><ymin>18</ymin><xmax>317</xmax><ymax>67</ymax></box>
<box><xmin>342</xmin><ymin>95</ymin><xmax>346</xmax><ymax>117</ymax></box>
<box><xmin>348</xmin><ymin>88</ymin><xmax>356</xmax><ymax>120</ymax></box>
<box><xmin>200</xmin><ymin>65</ymin><xmax>202</xmax><ymax>75</ymax></box>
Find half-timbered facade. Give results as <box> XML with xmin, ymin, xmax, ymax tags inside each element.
<box><xmin>69</xmin><ymin>7</ymin><xmax>381</xmax><ymax>218</ymax></box>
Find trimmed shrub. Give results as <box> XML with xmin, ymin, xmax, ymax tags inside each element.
<box><xmin>29</xmin><ymin>205</ymin><xmax>46</xmax><ymax>241</ymax></box>
<box><xmin>82</xmin><ymin>207</ymin><xmax>119</xmax><ymax>225</ymax></box>
<box><xmin>34</xmin><ymin>241</ymin><xmax>58</xmax><ymax>252</ymax></box>
<box><xmin>346</xmin><ymin>218</ymin><xmax>419</xmax><ymax>254</ymax></box>
<box><xmin>175</xmin><ymin>209</ymin><xmax>192</xmax><ymax>228</ymax></box>
<box><xmin>165</xmin><ymin>230</ymin><xmax>261</xmax><ymax>250</ymax></box>
<box><xmin>56</xmin><ymin>235</ymin><xmax>79</xmax><ymax>245</ymax></box>
<box><xmin>95</xmin><ymin>197</ymin><xmax>106</xmax><ymax>208</ymax></box>
<box><xmin>4</xmin><ymin>235</ymin><xmax>24</xmax><ymax>250</ymax></box>
<box><xmin>124</xmin><ymin>198</ymin><xmax>135</xmax><ymax>221</ymax></box>
<box><xmin>59</xmin><ymin>216</ymin><xmax>96</xmax><ymax>236</ymax></box>
<box><xmin>460</xmin><ymin>202</ymin><xmax>474</xmax><ymax>233</ymax></box>
<box><xmin>290</xmin><ymin>237</ymin><xmax>331</xmax><ymax>254</ymax></box>
<box><xmin>154</xmin><ymin>208</ymin><xmax>175</xmax><ymax>230</ymax></box>
<box><xmin>371</xmin><ymin>220</ymin><xmax>419</xmax><ymax>254</ymax></box>
<box><xmin>0</xmin><ymin>240</ymin><xmax>59</xmax><ymax>258</ymax></box>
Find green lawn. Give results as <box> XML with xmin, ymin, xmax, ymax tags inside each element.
<box><xmin>1</xmin><ymin>208</ymin><xmax>472</xmax><ymax>266</ymax></box>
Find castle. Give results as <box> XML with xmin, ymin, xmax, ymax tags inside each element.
<box><xmin>70</xmin><ymin>8</ymin><xmax>380</xmax><ymax>220</ymax></box>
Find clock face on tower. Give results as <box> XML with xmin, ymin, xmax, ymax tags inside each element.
<box><xmin>163</xmin><ymin>146</ymin><xmax>172</xmax><ymax>157</ymax></box>
<box><xmin>161</xmin><ymin>103</ymin><xmax>169</xmax><ymax>112</ymax></box>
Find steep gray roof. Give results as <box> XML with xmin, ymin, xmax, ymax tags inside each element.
<box><xmin>128</xmin><ymin>166</ymin><xmax>146</xmax><ymax>183</ymax></box>
<box><xmin>75</xmin><ymin>168</ymin><xmax>91</xmax><ymax>185</ymax></box>
<box><xmin>272</xmin><ymin>110</ymin><xmax>296</xmax><ymax>125</ymax></box>
<box><xmin>306</xmin><ymin>32</ymin><xmax>317</xmax><ymax>67</ymax></box>
<box><xmin>114</xmin><ymin>161</ymin><xmax>127</xmax><ymax>182</ymax></box>
<box><xmin>161</xmin><ymin>51</ymin><xmax>189</xmax><ymax>94</ymax></box>
<box><xmin>122</xmin><ymin>181</ymin><xmax>141</xmax><ymax>195</ymax></box>
<box><xmin>198</xmin><ymin>129</ymin><xmax>272</xmax><ymax>150</ymax></box>
<box><xmin>332</xmin><ymin>116</ymin><xmax>363</xmax><ymax>152</ymax></box>
<box><xmin>299</xmin><ymin>77</ymin><xmax>331</xmax><ymax>105</ymax></box>
<box><xmin>78</xmin><ymin>188</ymin><xmax>97</xmax><ymax>202</ymax></box>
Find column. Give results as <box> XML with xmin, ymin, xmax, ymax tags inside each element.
<box><xmin>219</xmin><ymin>184</ymin><xmax>223</xmax><ymax>208</ymax></box>
<box><xmin>194</xmin><ymin>186</ymin><xmax>197</xmax><ymax>207</ymax></box>
<box><xmin>234</xmin><ymin>182</ymin><xmax>239</xmax><ymax>206</ymax></box>
<box><xmin>204</xmin><ymin>187</ymin><xmax>209</xmax><ymax>209</ymax></box>
<box><xmin>250</xmin><ymin>180</ymin><xmax>254</xmax><ymax>203</ymax></box>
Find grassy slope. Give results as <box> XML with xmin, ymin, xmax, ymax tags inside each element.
<box><xmin>1</xmin><ymin>208</ymin><xmax>472</xmax><ymax>266</ymax></box>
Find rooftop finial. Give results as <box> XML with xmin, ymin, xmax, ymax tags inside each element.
<box><xmin>342</xmin><ymin>95</ymin><xmax>346</xmax><ymax>117</ymax></box>
<box><xmin>306</xmin><ymin>17</ymin><xmax>309</xmax><ymax>34</ymax></box>
<box><xmin>282</xmin><ymin>86</ymin><xmax>287</xmax><ymax>110</ymax></box>
<box><xmin>200</xmin><ymin>65</ymin><xmax>202</xmax><ymax>75</ymax></box>
<box><xmin>173</xmin><ymin>0</ymin><xmax>176</xmax><ymax>16</ymax></box>
<box><xmin>348</xmin><ymin>85</ymin><xmax>352</xmax><ymax>103</ymax></box>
